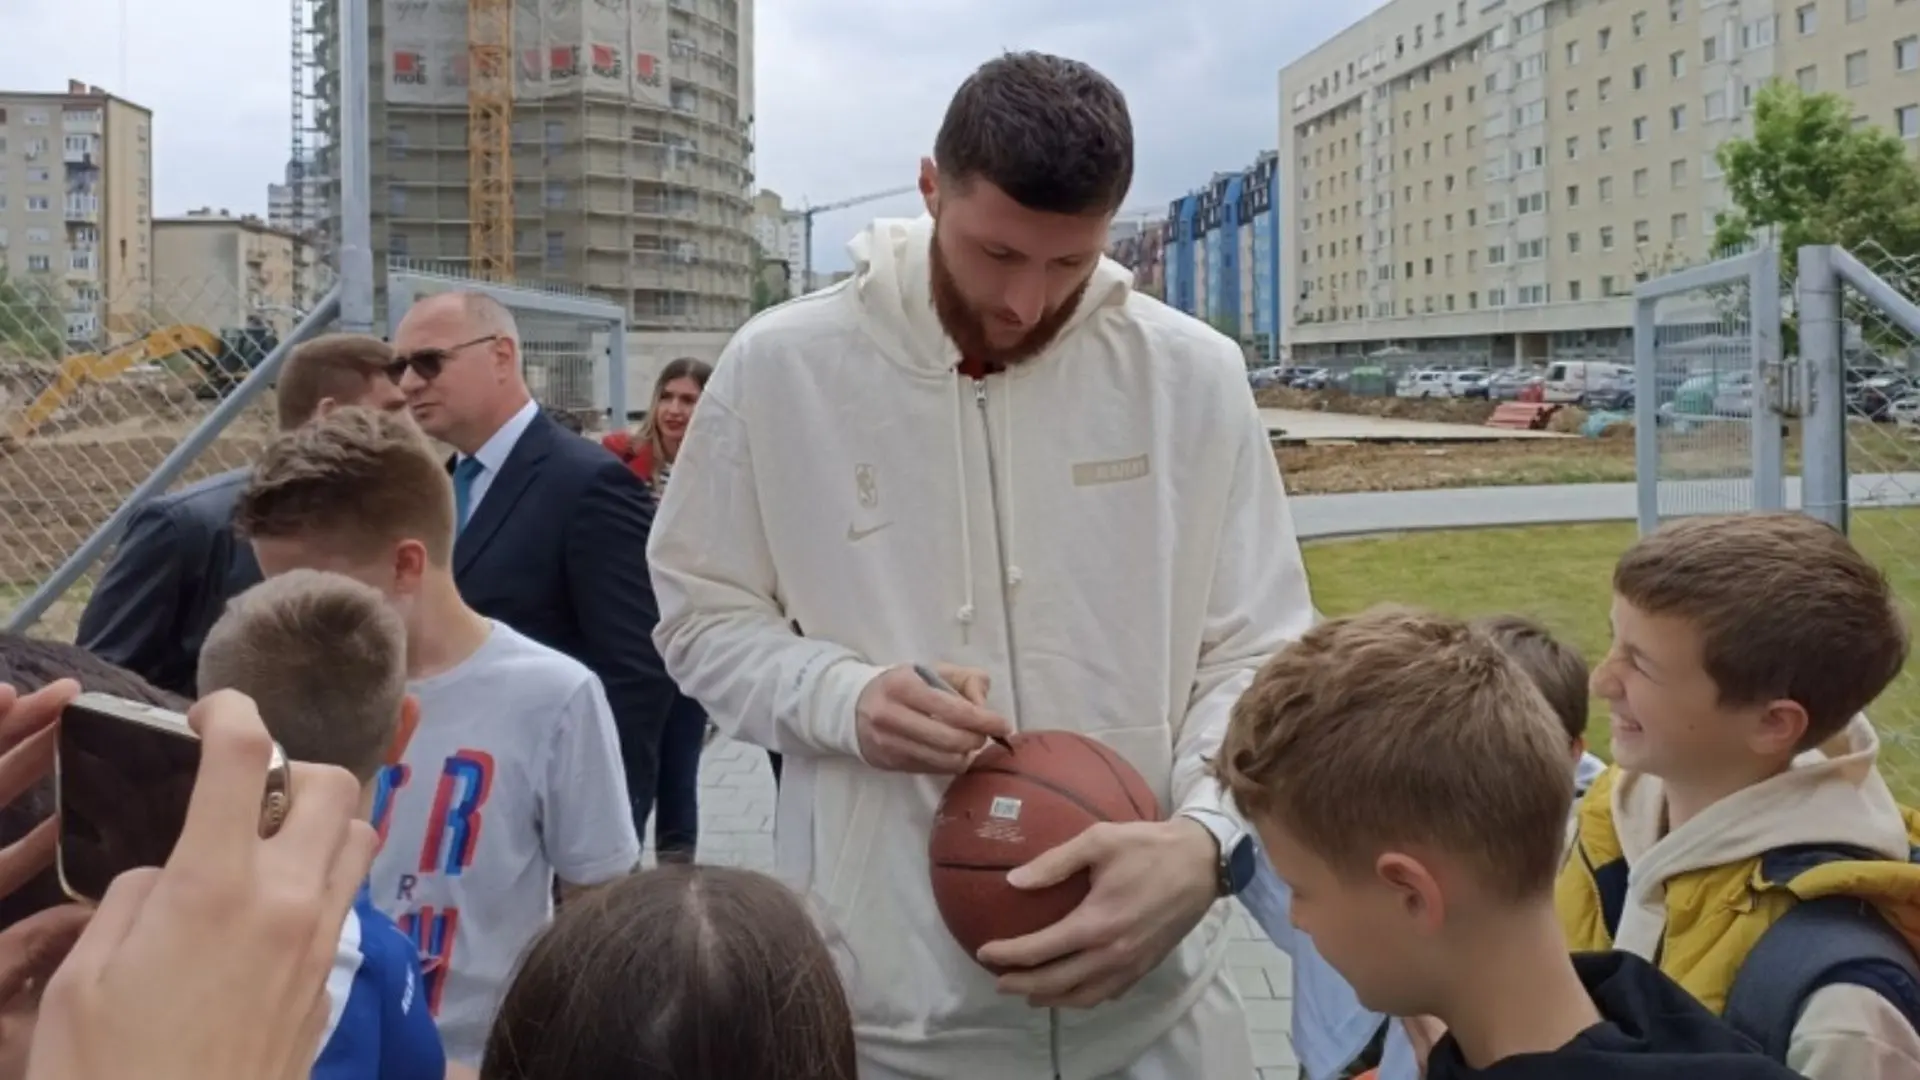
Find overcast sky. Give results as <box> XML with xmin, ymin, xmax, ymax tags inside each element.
<box><xmin>2</xmin><ymin>0</ymin><xmax>1383</xmax><ymax>271</ymax></box>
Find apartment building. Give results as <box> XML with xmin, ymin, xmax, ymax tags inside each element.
<box><xmin>267</xmin><ymin>153</ymin><xmax>329</xmax><ymax>239</ymax></box>
<box><xmin>1280</xmin><ymin>0</ymin><xmax>1920</xmax><ymax>367</ymax></box>
<box><xmin>750</xmin><ymin>187</ymin><xmax>803</xmax><ymax>293</ymax></box>
<box><xmin>1106</xmin><ymin>215</ymin><xmax>1168</xmax><ymax>299</ymax></box>
<box><xmin>1164</xmin><ymin>151</ymin><xmax>1285</xmax><ymax>357</ymax></box>
<box><xmin>153</xmin><ymin>210</ymin><xmax>322</xmax><ymax>337</ymax></box>
<box><xmin>0</xmin><ymin>80</ymin><xmax>152</xmax><ymax>347</ymax></box>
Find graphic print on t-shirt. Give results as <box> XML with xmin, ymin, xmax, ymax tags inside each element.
<box><xmin>372</xmin><ymin>749</ymin><xmax>496</xmax><ymax>1015</ymax></box>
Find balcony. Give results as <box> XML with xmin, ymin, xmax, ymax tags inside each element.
<box><xmin>63</xmin><ymin>199</ymin><xmax>99</xmax><ymax>223</ymax></box>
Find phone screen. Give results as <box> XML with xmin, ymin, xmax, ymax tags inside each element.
<box><xmin>56</xmin><ymin>699</ymin><xmax>201</xmax><ymax>904</ymax></box>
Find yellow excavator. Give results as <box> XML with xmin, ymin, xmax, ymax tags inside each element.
<box><xmin>1</xmin><ymin>325</ymin><xmax>222</xmax><ymax>449</ymax></box>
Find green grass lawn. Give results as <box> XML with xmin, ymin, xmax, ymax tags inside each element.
<box><xmin>1302</xmin><ymin>510</ymin><xmax>1920</xmax><ymax>801</ymax></box>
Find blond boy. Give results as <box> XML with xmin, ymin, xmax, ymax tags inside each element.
<box><xmin>1560</xmin><ymin>512</ymin><xmax>1920</xmax><ymax>1077</ymax></box>
<box><xmin>198</xmin><ymin>570</ymin><xmax>444</xmax><ymax>1080</ymax></box>
<box><xmin>1221</xmin><ymin>607</ymin><xmax>1797</xmax><ymax>1079</ymax></box>
<box><xmin>233</xmin><ymin>407</ymin><xmax>640</xmax><ymax>1065</ymax></box>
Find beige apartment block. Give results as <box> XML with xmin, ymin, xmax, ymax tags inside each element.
<box><xmin>1280</xmin><ymin>0</ymin><xmax>1920</xmax><ymax>367</ymax></box>
<box><xmin>152</xmin><ymin>211</ymin><xmax>321</xmax><ymax>337</ymax></box>
<box><xmin>0</xmin><ymin>80</ymin><xmax>152</xmax><ymax>348</ymax></box>
<box><xmin>310</xmin><ymin>0</ymin><xmax>757</xmax><ymax>333</ymax></box>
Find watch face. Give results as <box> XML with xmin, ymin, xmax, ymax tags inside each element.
<box><xmin>1226</xmin><ymin>835</ymin><xmax>1259</xmax><ymax>895</ymax></box>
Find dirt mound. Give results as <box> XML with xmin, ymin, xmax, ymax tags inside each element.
<box><xmin>1256</xmin><ymin>386</ymin><xmax>1498</xmax><ymax>425</ymax></box>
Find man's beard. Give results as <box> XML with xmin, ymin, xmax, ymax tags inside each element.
<box><xmin>929</xmin><ymin>225</ymin><xmax>1089</xmax><ymax>371</ymax></box>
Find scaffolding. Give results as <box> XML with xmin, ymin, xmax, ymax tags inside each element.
<box><xmin>298</xmin><ymin>0</ymin><xmax>756</xmax><ymax>331</ymax></box>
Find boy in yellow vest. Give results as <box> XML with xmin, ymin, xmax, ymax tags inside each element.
<box><xmin>1219</xmin><ymin>606</ymin><xmax>1800</xmax><ymax>1079</ymax></box>
<box><xmin>1558</xmin><ymin>511</ymin><xmax>1920</xmax><ymax>1078</ymax></box>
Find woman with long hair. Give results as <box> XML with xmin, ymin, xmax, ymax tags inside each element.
<box><xmin>480</xmin><ymin>866</ymin><xmax>857</xmax><ymax>1080</ymax></box>
<box><xmin>603</xmin><ymin>359</ymin><xmax>713</xmax><ymax>861</ymax></box>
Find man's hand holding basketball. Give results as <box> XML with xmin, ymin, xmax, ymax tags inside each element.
<box><xmin>977</xmin><ymin>817</ymin><xmax>1219</xmax><ymax>1009</ymax></box>
<box><xmin>854</xmin><ymin>664</ymin><xmax>1009</xmax><ymax>773</ymax></box>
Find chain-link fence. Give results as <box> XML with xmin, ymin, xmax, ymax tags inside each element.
<box><xmin>1631</xmin><ymin>246</ymin><xmax>1784</xmax><ymax>531</ymax></box>
<box><xmin>0</xmin><ymin>266</ymin><xmax>339</xmax><ymax>641</ymax></box>
<box><xmin>1798</xmin><ymin>243</ymin><xmax>1920</xmax><ymax>799</ymax></box>
<box><xmin>386</xmin><ymin>259</ymin><xmax>629</xmax><ymax>433</ymax></box>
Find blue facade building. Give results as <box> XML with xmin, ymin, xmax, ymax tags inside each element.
<box><xmin>1160</xmin><ymin>152</ymin><xmax>1281</xmax><ymax>361</ymax></box>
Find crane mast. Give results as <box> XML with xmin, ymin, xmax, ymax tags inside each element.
<box><xmin>467</xmin><ymin>0</ymin><xmax>513</xmax><ymax>280</ymax></box>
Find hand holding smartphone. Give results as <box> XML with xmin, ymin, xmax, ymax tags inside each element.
<box><xmin>54</xmin><ymin>693</ymin><xmax>292</xmax><ymax>905</ymax></box>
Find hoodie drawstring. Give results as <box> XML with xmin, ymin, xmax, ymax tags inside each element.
<box><xmin>951</xmin><ymin>381</ymin><xmax>977</xmax><ymax>630</ymax></box>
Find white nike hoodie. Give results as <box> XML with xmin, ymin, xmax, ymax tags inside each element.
<box><xmin>647</xmin><ymin>214</ymin><xmax>1316</xmax><ymax>1078</ymax></box>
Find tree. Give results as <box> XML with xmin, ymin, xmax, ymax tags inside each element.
<box><xmin>0</xmin><ymin>267</ymin><xmax>64</xmax><ymax>363</ymax></box>
<box><xmin>1714</xmin><ymin>82</ymin><xmax>1920</xmax><ymax>263</ymax></box>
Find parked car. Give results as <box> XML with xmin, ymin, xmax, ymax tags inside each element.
<box><xmin>1486</xmin><ymin>369</ymin><xmax>1542</xmax><ymax>401</ymax></box>
<box><xmin>1248</xmin><ymin>365</ymin><xmax>1287</xmax><ymax>389</ymax></box>
<box><xmin>1543</xmin><ymin>360</ymin><xmax>1634</xmax><ymax>404</ymax></box>
<box><xmin>1711</xmin><ymin>370</ymin><xmax>1755</xmax><ymax>417</ymax></box>
<box><xmin>1294</xmin><ymin>367</ymin><xmax>1331</xmax><ymax>390</ymax></box>
<box><xmin>1848</xmin><ymin>374</ymin><xmax>1914</xmax><ymax>422</ymax></box>
<box><xmin>1889</xmin><ymin>395</ymin><xmax>1920</xmax><ymax>427</ymax></box>
<box><xmin>1450</xmin><ymin>370</ymin><xmax>1494</xmax><ymax>398</ymax></box>
<box><xmin>1395</xmin><ymin>368</ymin><xmax>1456</xmax><ymax>398</ymax></box>
<box><xmin>1585</xmin><ymin>376</ymin><xmax>1636</xmax><ymax>412</ymax></box>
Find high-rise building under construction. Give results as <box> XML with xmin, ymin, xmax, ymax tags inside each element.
<box><xmin>304</xmin><ymin>0</ymin><xmax>756</xmax><ymax>330</ymax></box>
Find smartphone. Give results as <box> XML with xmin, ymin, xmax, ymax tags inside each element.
<box><xmin>55</xmin><ymin>692</ymin><xmax>292</xmax><ymax>905</ymax></box>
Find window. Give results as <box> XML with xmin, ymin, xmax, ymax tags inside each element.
<box><xmin>25</xmin><ymin>195</ymin><xmax>49</xmax><ymax>212</ymax></box>
<box><xmin>1600</xmin><ymin>175</ymin><xmax>1615</xmax><ymax>201</ymax></box>
<box><xmin>1743</xmin><ymin>16</ymin><xmax>1778</xmax><ymax>49</ymax></box>
<box><xmin>1568</xmin><ymin>231</ymin><xmax>1583</xmax><ymax>254</ymax></box>
<box><xmin>1567</xmin><ymin>40</ymin><xmax>1581</xmax><ymax>64</ymax></box>
<box><xmin>1632</xmin><ymin>11</ymin><xmax>1647</xmax><ymax>37</ymax></box>
<box><xmin>1566</xmin><ymin>88</ymin><xmax>1580</xmax><ymax>112</ymax></box>
<box><xmin>1633</xmin><ymin>64</ymin><xmax>1648</xmax><ymax>89</ymax></box>
<box><xmin>1672</xmin><ymin>158</ymin><xmax>1689</xmax><ymax>186</ymax></box>
<box><xmin>1489</xmin><ymin>244</ymin><xmax>1508</xmax><ymax>265</ymax></box>
<box><xmin>1567</xmin><ymin>135</ymin><xmax>1581</xmax><ymax>159</ymax></box>
<box><xmin>1671</xmin><ymin>0</ymin><xmax>1685</xmax><ymax>21</ymax></box>
<box><xmin>1599</xmin><ymin>125</ymin><xmax>1614</xmax><ymax>150</ymax></box>
<box><xmin>1519</xmin><ymin>238</ymin><xmax>1546</xmax><ymax>260</ymax></box>
<box><xmin>1489</xmin><ymin>199</ymin><xmax>1509</xmax><ymax>221</ymax></box>
<box><xmin>543</xmin><ymin>180</ymin><xmax>567</xmax><ymax>208</ymax></box>
<box><xmin>1601</xmin><ymin>226</ymin><xmax>1617</xmax><ymax>250</ymax></box>
<box><xmin>1634</xmin><ymin>219</ymin><xmax>1652</xmax><ymax>244</ymax></box>
<box><xmin>1899</xmin><ymin>104</ymin><xmax>1919</xmax><ymax>139</ymax></box>
<box><xmin>1798</xmin><ymin>65</ymin><xmax>1818</xmax><ymax>91</ymax></box>
<box><xmin>1706</xmin><ymin>89</ymin><xmax>1729</xmax><ymax>120</ymax></box>
<box><xmin>1797</xmin><ymin>3</ymin><xmax>1817</xmax><ymax>33</ymax></box>
<box><xmin>1568</xmin><ymin>280</ymin><xmax>1584</xmax><ymax>301</ymax></box>
<box><xmin>1899</xmin><ymin>36</ymin><xmax>1919</xmax><ymax>72</ymax></box>
<box><xmin>1599</xmin><ymin>76</ymin><xmax>1613</xmax><ymax>102</ymax></box>
<box><xmin>1633</xmin><ymin>116</ymin><xmax>1649</xmax><ymax>141</ymax></box>
<box><xmin>1634</xmin><ymin>167</ymin><xmax>1650</xmax><ymax>195</ymax></box>
<box><xmin>1704</xmin><ymin>34</ymin><xmax>1721</xmax><ymax>63</ymax></box>
<box><xmin>1518</xmin><ymin>191</ymin><xmax>1546</xmax><ymax>214</ymax></box>
<box><xmin>1671</xmin><ymin>104</ymin><xmax>1687</xmax><ymax>131</ymax></box>
<box><xmin>1600</xmin><ymin>27</ymin><xmax>1613</xmax><ymax>51</ymax></box>
<box><xmin>1671</xmin><ymin>212</ymin><xmax>1688</xmax><ymax>238</ymax></box>
<box><xmin>1519</xmin><ymin>284</ymin><xmax>1548</xmax><ymax>305</ymax></box>
<box><xmin>26</xmin><ymin>255</ymin><xmax>50</xmax><ymax>272</ymax></box>
<box><xmin>1849</xmin><ymin>0</ymin><xmax>1868</xmax><ymax>21</ymax></box>
<box><xmin>1847</xmin><ymin>50</ymin><xmax>1868</xmax><ymax>86</ymax></box>
<box><xmin>1567</xmin><ymin>183</ymin><xmax>1581</xmax><ymax>207</ymax></box>
<box><xmin>388</xmin><ymin>187</ymin><xmax>406</xmax><ymax>215</ymax></box>
<box><xmin>1671</xmin><ymin>51</ymin><xmax>1686</xmax><ymax>78</ymax></box>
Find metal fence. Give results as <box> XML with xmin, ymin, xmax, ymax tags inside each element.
<box><xmin>1796</xmin><ymin>243</ymin><xmax>1920</xmax><ymax>796</ymax></box>
<box><xmin>0</xmin><ymin>269</ymin><xmax>341</xmax><ymax>640</ymax></box>
<box><xmin>1630</xmin><ymin>245</ymin><xmax>1783</xmax><ymax>532</ymax></box>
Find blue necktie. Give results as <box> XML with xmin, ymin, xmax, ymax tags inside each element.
<box><xmin>452</xmin><ymin>457</ymin><xmax>485</xmax><ymax>532</ymax></box>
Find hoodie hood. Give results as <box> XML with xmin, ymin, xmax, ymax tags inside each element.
<box><xmin>1609</xmin><ymin>714</ymin><xmax>1911</xmax><ymax>957</ymax></box>
<box><xmin>1426</xmin><ymin>952</ymin><xmax>1799</xmax><ymax>1079</ymax></box>
<box><xmin>845</xmin><ymin>214</ymin><xmax>1134</xmax><ymax>375</ymax></box>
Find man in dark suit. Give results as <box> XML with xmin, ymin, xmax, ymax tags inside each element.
<box><xmin>390</xmin><ymin>291</ymin><xmax>672</xmax><ymax>833</ymax></box>
<box><xmin>76</xmin><ymin>334</ymin><xmax>407</xmax><ymax>696</ymax></box>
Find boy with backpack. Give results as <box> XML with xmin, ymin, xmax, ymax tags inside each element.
<box><xmin>1218</xmin><ymin>606</ymin><xmax>1799</xmax><ymax>1079</ymax></box>
<box><xmin>197</xmin><ymin>569</ymin><xmax>446</xmax><ymax>1080</ymax></box>
<box><xmin>1560</xmin><ymin>511</ymin><xmax>1920</xmax><ymax>1077</ymax></box>
<box><xmin>1239</xmin><ymin>613</ymin><xmax>1606</xmax><ymax>1080</ymax></box>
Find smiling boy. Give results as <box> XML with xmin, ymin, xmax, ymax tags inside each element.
<box><xmin>1559</xmin><ymin>511</ymin><xmax>1920</xmax><ymax>1078</ymax></box>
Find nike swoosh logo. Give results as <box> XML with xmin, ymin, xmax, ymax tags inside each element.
<box><xmin>846</xmin><ymin>521</ymin><xmax>893</xmax><ymax>542</ymax></box>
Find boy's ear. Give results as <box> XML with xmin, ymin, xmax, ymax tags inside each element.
<box><xmin>385</xmin><ymin>694</ymin><xmax>421</xmax><ymax>766</ymax></box>
<box><xmin>1571</xmin><ymin>735</ymin><xmax>1588</xmax><ymax>759</ymax></box>
<box><xmin>1753</xmin><ymin>698</ymin><xmax>1810</xmax><ymax>760</ymax></box>
<box><xmin>1377</xmin><ymin>851</ymin><xmax>1447</xmax><ymax>933</ymax></box>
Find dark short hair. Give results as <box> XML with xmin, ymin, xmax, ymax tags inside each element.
<box><xmin>0</xmin><ymin>634</ymin><xmax>187</xmax><ymax>930</ymax></box>
<box><xmin>481</xmin><ymin>865</ymin><xmax>857</xmax><ymax>1080</ymax></box>
<box><xmin>1473</xmin><ymin>615</ymin><xmax>1590</xmax><ymax>744</ymax></box>
<box><xmin>934</xmin><ymin>51</ymin><xmax>1134</xmax><ymax>216</ymax></box>
<box><xmin>275</xmin><ymin>333</ymin><xmax>395</xmax><ymax>431</ymax></box>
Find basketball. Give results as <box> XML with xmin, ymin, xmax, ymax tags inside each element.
<box><xmin>928</xmin><ymin>730</ymin><xmax>1162</xmax><ymax>973</ymax></box>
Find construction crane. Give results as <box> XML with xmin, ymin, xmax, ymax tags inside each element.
<box><xmin>794</xmin><ymin>185</ymin><xmax>918</xmax><ymax>293</ymax></box>
<box><xmin>468</xmin><ymin>0</ymin><xmax>513</xmax><ymax>280</ymax></box>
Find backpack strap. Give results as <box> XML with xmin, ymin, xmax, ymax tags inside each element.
<box><xmin>1723</xmin><ymin>894</ymin><xmax>1920</xmax><ymax>1061</ymax></box>
<box><xmin>1591</xmin><ymin>853</ymin><xmax>1629</xmax><ymax>940</ymax></box>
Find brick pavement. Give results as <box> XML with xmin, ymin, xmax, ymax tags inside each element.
<box><xmin>660</xmin><ymin>736</ymin><xmax>1300</xmax><ymax>1080</ymax></box>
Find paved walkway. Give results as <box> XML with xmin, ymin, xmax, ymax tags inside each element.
<box><xmin>675</xmin><ymin>738</ymin><xmax>1302</xmax><ymax>1078</ymax></box>
<box><xmin>1261</xmin><ymin>407</ymin><xmax>1564</xmax><ymax>444</ymax></box>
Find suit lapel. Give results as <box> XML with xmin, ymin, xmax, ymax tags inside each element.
<box><xmin>454</xmin><ymin>413</ymin><xmax>554</xmax><ymax>577</ymax></box>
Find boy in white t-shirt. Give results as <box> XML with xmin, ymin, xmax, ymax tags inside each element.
<box><xmin>1238</xmin><ymin>614</ymin><xmax>1603</xmax><ymax>1080</ymax></box>
<box><xmin>234</xmin><ymin>407</ymin><xmax>641</xmax><ymax>1066</ymax></box>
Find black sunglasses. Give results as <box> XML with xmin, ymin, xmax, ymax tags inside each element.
<box><xmin>385</xmin><ymin>334</ymin><xmax>500</xmax><ymax>383</ymax></box>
